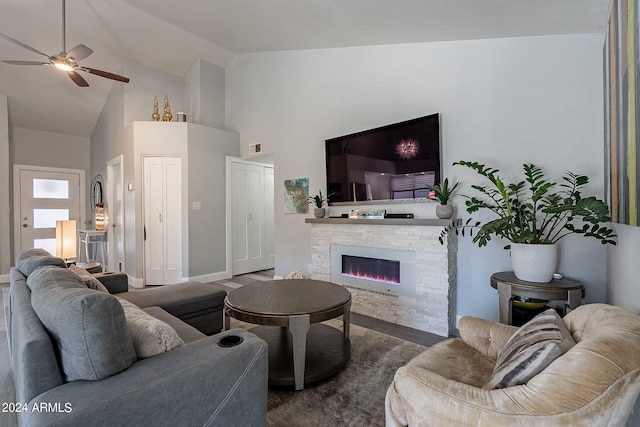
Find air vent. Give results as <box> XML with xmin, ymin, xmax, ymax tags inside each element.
<box><xmin>249</xmin><ymin>142</ymin><xmax>262</xmax><ymax>156</ymax></box>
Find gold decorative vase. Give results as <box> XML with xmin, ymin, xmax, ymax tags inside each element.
<box><xmin>162</xmin><ymin>95</ymin><xmax>173</xmax><ymax>122</ymax></box>
<box><xmin>152</xmin><ymin>95</ymin><xmax>161</xmax><ymax>121</ymax></box>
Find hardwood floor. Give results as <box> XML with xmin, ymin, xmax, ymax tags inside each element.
<box><xmin>210</xmin><ymin>270</ymin><xmax>446</xmax><ymax>347</ymax></box>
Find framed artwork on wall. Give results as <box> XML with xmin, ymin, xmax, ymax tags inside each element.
<box><xmin>284</xmin><ymin>177</ymin><xmax>309</xmax><ymax>214</ymax></box>
<box><xmin>605</xmin><ymin>0</ymin><xmax>639</xmax><ymax>226</ymax></box>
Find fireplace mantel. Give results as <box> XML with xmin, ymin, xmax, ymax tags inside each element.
<box><xmin>305</xmin><ymin>218</ymin><xmax>451</xmax><ymax>226</ymax></box>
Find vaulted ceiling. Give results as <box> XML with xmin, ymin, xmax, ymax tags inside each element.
<box><xmin>0</xmin><ymin>0</ymin><xmax>611</xmax><ymax>138</ymax></box>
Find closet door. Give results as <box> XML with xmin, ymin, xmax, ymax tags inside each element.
<box><xmin>143</xmin><ymin>156</ymin><xmax>182</xmax><ymax>285</ymax></box>
<box><xmin>231</xmin><ymin>162</ymin><xmax>265</xmax><ymax>275</ymax></box>
<box><xmin>264</xmin><ymin>166</ymin><xmax>275</xmax><ymax>269</ymax></box>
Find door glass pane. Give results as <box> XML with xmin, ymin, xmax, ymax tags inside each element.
<box><xmin>34</xmin><ymin>238</ymin><xmax>57</xmax><ymax>255</ymax></box>
<box><xmin>33</xmin><ymin>179</ymin><xmax>69</xmax><ymax>199</ymax></box>
<box><xmin>33</xmin><ymin>209</ymin><xmax>69</xmax><ymax>228</ymax></box>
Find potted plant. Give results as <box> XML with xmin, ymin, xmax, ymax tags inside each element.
<box><xmin>427</xmin><ymin>178</ymin><xmax>461</xmax><ymax>219</ymax></box>
<box><xmin>441</xmin><ymin>161</ymin><xmax>616</xmax><ymax>282</ymax></box>
<box><xmin>308</xmin><ymin>190</ymin><xmax>332</xmax><ymax>218</ymax></box>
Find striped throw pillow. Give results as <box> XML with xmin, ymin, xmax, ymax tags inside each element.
<box><xmin>483</xmin><ymin>308</ymin><xmax>575</xmax><ymax>390</ymax></box>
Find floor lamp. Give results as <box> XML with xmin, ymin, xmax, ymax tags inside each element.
<box><xmin>56</xmin><ymin>220</ymin><xmax>77</xmax><ymax>265</ymax></box>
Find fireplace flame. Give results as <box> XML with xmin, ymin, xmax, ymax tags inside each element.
<box><xmin>342</xmin><ymin>271</ymin><xmax>400</xmax><ymax>285</ymax></box>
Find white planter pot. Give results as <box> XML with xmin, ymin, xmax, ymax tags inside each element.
<box><xmin>436</xmin><ymin>204</ymin><xmax>454</xmax><ymax>219</ymax></box>
<box><xmin>314</xmin><ymin>208</ymin><xmax>326</xmax><ymax>218</ymax></box>
<box><xmin>510</xmin><ymin>243</ymin><xmax>558</xmax><ymax>283</ymax></box>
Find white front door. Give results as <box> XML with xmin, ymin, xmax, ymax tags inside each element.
<box><xmin>14</xmin><ymin>165</ymin><xmax>84</xmax><ymax>256</ymax></box>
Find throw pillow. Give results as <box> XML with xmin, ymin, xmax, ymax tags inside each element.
<box><xmin>283</xmin><ymin>270</ymin><xmax>309</xmax><ymax>279</ymax></box>
<box><xmin>116</xmin><ymin>297</ymin><xmax>185</xmax><ymax>359</ymax></box>
<box><xmin>68</xmin><ymin>264</ymin><xmax>109</xmax><ymax>293</ymax></box>
<box><xmin>483</xmin><ymin>308</ymin><xmax>575</xmax><ymax>390</ymax></box>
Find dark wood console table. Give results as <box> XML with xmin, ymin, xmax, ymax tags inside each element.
<box><xmin>490</xmin><ymin>271</ymin><xmax>585</xmax><ymax>325</ymax></box>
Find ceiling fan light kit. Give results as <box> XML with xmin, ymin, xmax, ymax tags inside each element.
<box><xmin>0</xmin><ymin>0</ymin><xmax>129</xmax><ymax>87</ymax></box>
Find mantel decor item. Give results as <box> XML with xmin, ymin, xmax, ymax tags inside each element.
<box><xmin>308</xmin><ymin>189</ymin><xmax>332</xmax><ymax>218</ymax></box>
<box><xmin>152</xmin><ymin>95</ymin><xmax>161</xmax><ymax>121</ymax></box>
<box><xmin>427</xmin><ymin>177</ymin><xmax>460</xmax><ymax>219</ymax></box>
<box><xmin>162</xmin><ymin>95</ymin><xmax>172</xmax><ymax>122</ymax></box>
<box><xmin>440</xmin><ymin>161</ymin><xmax>617</xmax><ymax>282</ymax></box>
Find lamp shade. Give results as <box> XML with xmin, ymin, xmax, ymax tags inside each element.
<box><xmin>56</xmin><ymin>220</ymin><xmax>77</xmax><ymax>260</ymax></box>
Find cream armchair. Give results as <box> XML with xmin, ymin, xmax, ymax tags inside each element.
<box><xmin>386</xmin><ymin>304</ymin><xmax>640</xmax><ymax>426</ymax></box>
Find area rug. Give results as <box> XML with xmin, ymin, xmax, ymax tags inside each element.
<box><xmin>230</xmin><ymin>318</ymin><xmax>426</xmax><ymax>427</ymax></box>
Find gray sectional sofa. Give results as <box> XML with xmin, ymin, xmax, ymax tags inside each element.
<box><xmin>8</xmin><ymin>249</ymin><xmax>268</xmax><ymax>427</ymax></box>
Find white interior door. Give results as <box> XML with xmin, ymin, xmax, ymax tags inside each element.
<box><xmin>143</xmin><ymin>156</ymin><xmax>182</xmax><ymax>285</ymax></box>
<box><xmin>107</xmin><ymin>156</ymin><xmax>125</xmax><ymax>272</ymax></box>
<box><xmin>264</xmin><ymin>166</ymin><xmax>275</xmax><ymax>269</ymax></box>
<box><xmin>231</xmin><ymin>161</ymin><xmax>274</xmax><ymax>275</ymax></box>
<box><xmin>13</xmin><ymin>165</ymin><xmax>84</xmax><ymax>256</ymax></box>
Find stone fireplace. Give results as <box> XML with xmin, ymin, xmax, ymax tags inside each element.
<box><xmin>307</xmin><ymin>218</ymin><xmax>457</xmax><ymax>337</ymax></box>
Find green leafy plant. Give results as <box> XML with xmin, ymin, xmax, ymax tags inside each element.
<box><xmin>308</xmin><ymin>190</ymin><xmax>332</xmax><ymax>209</ymax></box>
<box><xmin>427</xmin><ymin>178</ymin><xmax>461</xmax><ymax>205</ymax></box>
<box><xmin>439</xmin><ymin>161</ymin><xmax>617</xmax><ymax>247</ymax></box>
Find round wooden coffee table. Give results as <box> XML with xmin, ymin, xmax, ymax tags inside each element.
<box><xmin>224</xmin><ymin>279</ymin><xmax>351</xmax><ymax>390</ymax></box>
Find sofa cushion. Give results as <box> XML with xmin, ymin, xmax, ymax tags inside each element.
<box><xmin>483</xmin><ymin>308</ymin><xmax>575</xmax><ymax>390</ymax></box>
<box><xmin>27</xmin><ymin>265</ymin><xmax>87</xmax><ymax>292</ymax></box>
<box><xmin>116</xmin><ymin>297</ymin><xmax>185</xmax><ymax>358</ymax></box>
<box><xmin>16</xmin><ymin>248</ymin><xmax>66</xmax><ymax>277</ymax></box>
<box><xmin>118</xmin><ymin>282</ymin><xmax>227</xmax><ymax>316</ymax></box>
<box><xmin>30</xmin><ymin>267</ymin><xmax>136</xmax><ymax>381</ymax></box>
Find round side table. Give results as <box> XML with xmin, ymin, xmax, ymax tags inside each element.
<box><xmin>490</xmin><ymin>271</ymin><xmax>585</xmax><ymax>325</ymax></box>
<box><xmin>225</xmin><ymin>279</ymin><xmax>351</xmax><ymax>390</ymax></box>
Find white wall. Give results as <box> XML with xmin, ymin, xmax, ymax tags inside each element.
<box><xmin>0</xmin><ymin>95</ymin><xmax>9</xmax><ymax>277</ymax></box>
<box><xmin>11</xmin><ymin>127</ymin><xmax>91</xmax><ymax>227</ymax></box>
<box><xmin>123</xmin><ymin>60</ymin><xmax>185</xmax><ymax>125</ymax></box>
<box><xmin>187</xmin><ymin>124</ymin><xmax>240</xmax><ymax>278</ymax></box>
<box><xmin>185</xmin><ymin>59</ymin><xmax>226</xmax><ymax>129</ymax></box>
<box><xmin>226</xmin><ymin>34</ymin><xmax>607</xmax><ymax>321</ymax></box>
<box><xmin>12</xmin><ymin>127</ymin><xmax>90</xmax><ymax>171</ymax></box>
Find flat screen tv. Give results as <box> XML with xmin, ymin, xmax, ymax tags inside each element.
<box><xmin>325</xmin><ymin>113</ymin><xmax>441</xmax><ymax>203</ymax></box>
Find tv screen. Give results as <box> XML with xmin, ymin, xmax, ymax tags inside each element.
<box><xmin>325</xmin><ymin>114</ymin><xmax>440</xmax><ymax>203</ymax></box>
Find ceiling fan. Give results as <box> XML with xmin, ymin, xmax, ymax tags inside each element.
<box><xmin>0</xmin><ymin>0</ymin><xmax>129</xmax><ymax>87</ymax></box>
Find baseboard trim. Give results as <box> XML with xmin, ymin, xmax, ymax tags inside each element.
<box><xmin>129</xmin><ymin>276</ymin><xmax>144</xmax><ymax>289</ymax></box>
<box><xmin>0</xmin><ymin>273</ymin><xmax>8</xmax><ymax>284</ymax></box>
<box><xmin>190</xmin><ymin>271</ymin><xmax>232</xmax><ymax>283</ymax></box>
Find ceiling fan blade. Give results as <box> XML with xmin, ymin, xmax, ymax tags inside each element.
<box><xmin>0</xmin><ymin>32</ymin><xmax>49</xmax><ymax>58</ymax></box>
<box><xmin>2</xmin><ymin>60</ymin><xmax>49</xmax><ymax>65</ymax></box>
<box><xmin>68</xmin><ymin>70</ymin><xmax>89</xmax><ymax>87</ymax></box>
<box><xmin>78</xmin><ymin>67</ymin><xmax>129</xmax><ymax>83</ymax></box>
<box><xmin>66</xmin><ymin>44</ymin><xmax>93</xmax><ymax>61</ymax></box>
